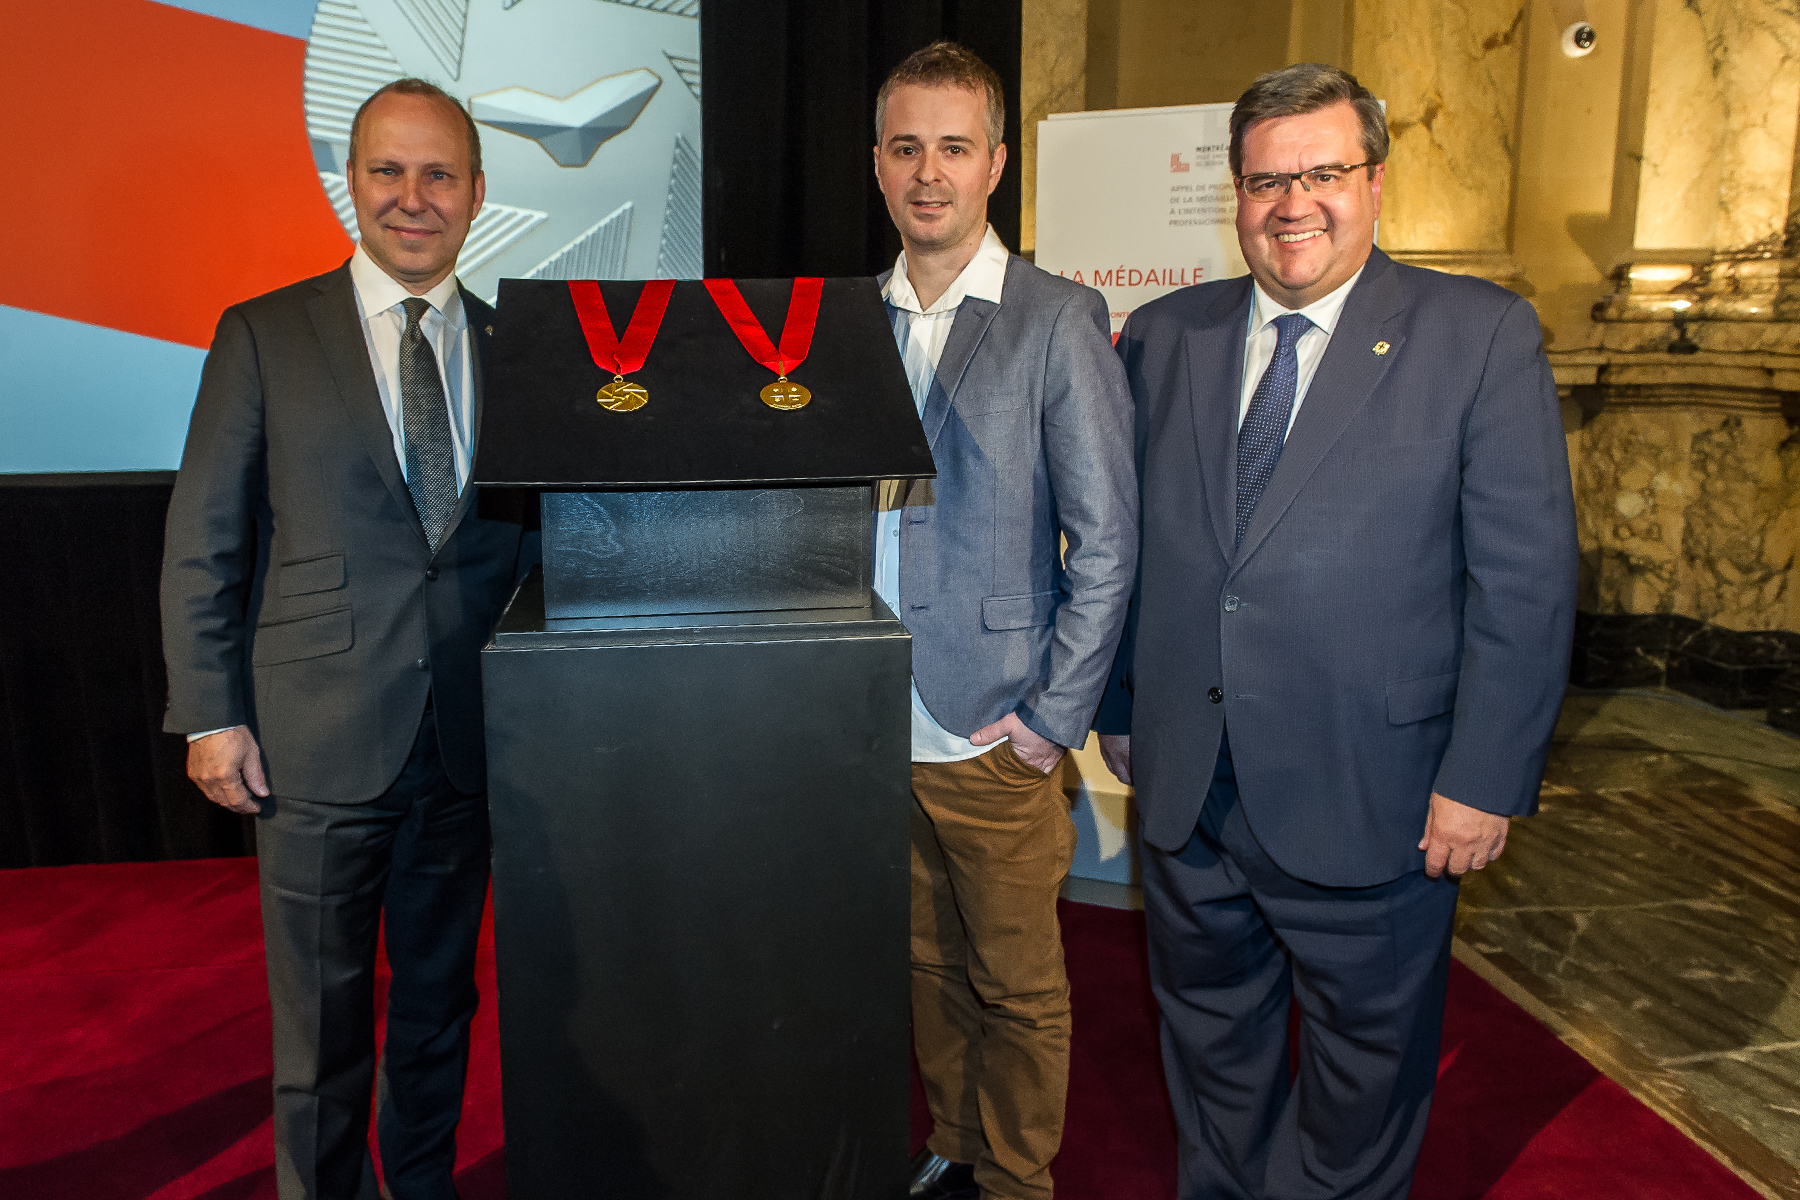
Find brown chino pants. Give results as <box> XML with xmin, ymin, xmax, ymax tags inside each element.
<box><xmin>911</xmin><ymin>743</ymin><xmax>1077</xmax><ymax>1200</ymax></box>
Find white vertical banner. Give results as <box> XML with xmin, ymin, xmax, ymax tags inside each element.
<box><xmin>1035</xmin><ymin>103</ymin><xmax>1246</xmax><ymax>337</ymax></box>
<box><xmin>1037</xmin><ymin>102</ymin><xmax>1248</xmax><ymax>887</ymax></box>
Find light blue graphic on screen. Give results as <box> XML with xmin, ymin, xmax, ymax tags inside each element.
<box><xmin>147</xmin><ymin>0</ymin><xmax>318</xmax><ymax>39</ymax></box>
<box><xmin>0</xmin><ymin>307</ymin><xmax>204</xmax><ymax>474</ymax></box>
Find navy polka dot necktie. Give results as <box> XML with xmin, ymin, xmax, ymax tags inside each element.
<box><xmin>1235</xmin><ymin>311</ymin><xmax>1313</xmax><ymax>547</ymax></box>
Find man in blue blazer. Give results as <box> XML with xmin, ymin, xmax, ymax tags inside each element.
<box><xmin>873</xmin><ymin>42</ymin><xmax>1136</xmax><ymax>1200</ymax></box>
<box><xmin>1095</xmin><ymin>64</ymin><xmax>1577</xmax><ymax>1199</ymax></box>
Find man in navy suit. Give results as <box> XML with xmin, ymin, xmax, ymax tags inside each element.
<box><xmin>1095</xmin><ymin>63</ymin><xmax>1577</xmax><ymax>1199</ymax></box>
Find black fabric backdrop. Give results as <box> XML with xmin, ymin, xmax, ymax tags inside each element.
<box><xmin>0</xmin><ymin>2</ymin><xmax>1021</xmax><ymax>867</ymax></box>
<box><xmin>702</xmin><ymin>0</ymin><xmax>1023</xmax><ymax>278</ymax></box>
<box><xmin>0</xmin><ymin>476</ymin><xmax>255</xmax><ymax>867</ymax></box>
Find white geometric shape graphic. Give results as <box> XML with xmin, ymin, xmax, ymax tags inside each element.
<box><xmin>455</xmin><ymin>202</ymin><xmax>550</xmax><ymax>274</ymax></box>
<box><xmin>470</xmin><ymin>69</ymin><xmax>662</xmax><ymax>167</ymax></box>
<box><xmin>664</xmin><ymin>52</ymin><xmax>700</xmax><ymax>101</ymax></box>
<box><xmin>601</xmin><ymin>0</ymin><xmax>699</xmax><ymax>15</ymax></box>
<box><xmin>397</xmin><ymin>0</ymin><xmax>470</xmax><ymax>80</ymax></box>
<box><xmin>303</xmin><ymin>0</ymin><xmax>701</xmax><ymax>296</ymax></box>
<box><xmin>305</xmin><ymin>0</ymin><xmax>405</xmax><ymax>180</ymax></box>
<box><xmin>525</xmin><ymin>203</ymin><xmax>634</xmax><ymax>280</ymax></box>
<box><xmin>656</xmin><ymin>134</ymin><xmax>702</xmax><ymax>279</ymax></box>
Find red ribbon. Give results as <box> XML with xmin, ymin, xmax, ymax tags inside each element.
<box><xmin>567</xmin><ymin>279</ymin><xmax>675</xmax><ymax>376</ymax></box>
<box><xmin>703</xmin><ymin>277</ymin><xmax>824</xmax><ymax>378</ymax></box>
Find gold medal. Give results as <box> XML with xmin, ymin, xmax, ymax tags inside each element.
<box><xmin>596</xmin><ymin>374</ymin><xmax>648</xmax><ymax>412</ymax></box>
<box><xmin>760</xmin><ymin>377</ymin><xmax>812</xmax><ymax>410</ymax></box>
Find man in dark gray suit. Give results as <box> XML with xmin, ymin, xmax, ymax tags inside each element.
<box><xmin>872</xmin><ymin>43</ymin><xmax>1136</xmax><ymax>1200</ymax></box>
<box><xmin>1095</xmin><ymin>64</ymin><xmax>1577</xmax><ymax>1199</ymax></box>
<box><xmin>161</xmin><ymin>80</ymin><xmax>533</xmax><ymax>1200</ymax></box>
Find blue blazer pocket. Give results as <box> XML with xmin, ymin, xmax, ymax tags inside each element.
<box><xmin>1385</xmin><ymin>670</ymin><xmax>1459</xmax><ymax>725</ymax></box>
<box><xmin>956</xmin><ymin>390</ymin><xmax>1025</xmax><ymax>416</ymax></box>
<box><xmin>253</xmin><ymin>607</ymin><xmax>353</xmax><ymax>666</ymax></box>
<box><xmin>277</xmin><ymin>552</ymin><xmax>345</xmax><ymax>596</ymax></box>
<box><xmin>983</xmin><ymin>591</ymin><xmax>1058</xmax><ymax>631</ymax></box>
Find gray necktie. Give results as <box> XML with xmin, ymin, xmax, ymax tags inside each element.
<box><xmin>399</xmin><ymin>297</ymin><xmax>457</xmax><ymax>550</ymax></box>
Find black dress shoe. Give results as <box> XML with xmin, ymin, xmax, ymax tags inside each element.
<box><xmin>908</xmin><ymin>1148</ymin><xmax>978</xmax><ymax>1199</ymax></box>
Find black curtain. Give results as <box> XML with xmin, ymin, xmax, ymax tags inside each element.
<box><xmin>702</xmin><ymin>0</ymin><xmax>1023</xmax><ymax>278</ymax></box>
<box><xmin>0</xmin><ymin>476</ymin><xmax>255</xmax><ymax>868</ymax></box>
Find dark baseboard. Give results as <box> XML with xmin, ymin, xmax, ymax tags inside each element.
<box><xmin>1573</xmin><ymin>611</ymin><xmax>1800</xmax><ymax>719</ymax></box>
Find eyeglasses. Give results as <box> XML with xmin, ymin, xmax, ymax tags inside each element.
<box><xmin>1235</xmin><ymin>163</ymin><xmax>1375</xmax><ymax>203</ymax></box>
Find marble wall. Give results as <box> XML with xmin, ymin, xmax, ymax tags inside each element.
<box><xmin>1633</xmin><ymin>0</ymin><xmax>1800</xmax><ymax>256</ymax></box>
<box><xmin>1349</xmin><ymin>0</ymin><xmax>1527</xmax><ymax>286</ymax></box>
<box><xmin>1573</xmin><ymin>394</ymin><xmax>1799</xmax><ymax>630</ymax></box>
<box><xmin>1019</xmin><ymin>0</ymin><xmax>1089</xmax><ymax>257</ymax></box>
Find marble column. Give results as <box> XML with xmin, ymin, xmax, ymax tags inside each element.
<box><xmin>1019</xmin><ymin>0</ymin><xmax>1090</xmax><ymax>256</ymax></box>
<box><xmin>1349</xmin><ymin>0</ymin><xmax>1527</xmax><ymax>287</ymax></box>
<box><xmin>1571</xmin><ymin>0</ymin><xmax>1800</xmax><ymax>634</ymax></box>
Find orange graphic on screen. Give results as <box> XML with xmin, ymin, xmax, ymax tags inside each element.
<box><xmin>0</xmin><ymin>0</ymin><xmax>354</xmax><ymax>350</ymax></box>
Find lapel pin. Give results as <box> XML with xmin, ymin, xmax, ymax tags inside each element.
<box><xmin>485</xmin><ymin>325</ymin><xmax>494</xmax><ymax>336</ymax></box>
<box><xmin>1372</xmin><ymin>341</ymin><xmax>1391</xmax><ymax>356</ymax></box>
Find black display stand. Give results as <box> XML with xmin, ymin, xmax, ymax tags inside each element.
<box><xmin>475</xmin><ymin>277</ymin><xmax>933</xmax><ymax>1199</ymax></box>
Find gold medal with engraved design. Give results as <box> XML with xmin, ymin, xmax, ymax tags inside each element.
<box><xmin>759</xmin><ymin>377</ymin><xmax>811</xmax><ymax>410</ymax></box>
<box><xmin>705</xmin><ymin>277</ymin><xmax>824</xmax><ymax>413</ymax></box>
<box><xmin>568</xmin><ymin>280</ymin><xmax>674</xmax><ymax>414</ymax></box>
<box><xmin>597</xmin><ymin>374</ymin><xmax>649</xmax><ymax>411</ymax></box>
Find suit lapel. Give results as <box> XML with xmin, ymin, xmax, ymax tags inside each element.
<box><xmin>432</xmin><ymin>287</ymin><xmax>492</xmax><ymax>553</ymax></box>
<box><xmin>1233</xmin><ymin>250</ymin><xmax>1408</xmax><ymax>568</ymax></box>
<box><xmin>922</xmin><ymin>295</ymin><xmax>998</xmax><ymax>448</ymax></box>
<box><xmin>307</xmin><ymin>266</ymin><xmax>425</xmax><ymax>546</ymax></box>
<box><xmin>1185</xmin><ymin>277</ymin><xmax>1252</xmax><ymax>564</ymax></box>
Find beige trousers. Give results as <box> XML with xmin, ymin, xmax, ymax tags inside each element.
<box><xmin>911</xmin><ymin>744</ymin><xmax>1077</xmax><ymax>1200</ymax></box>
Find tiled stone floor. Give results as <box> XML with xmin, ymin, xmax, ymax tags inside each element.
<box><xmin>1457</xmin><ymin>689</ymin><xmax>1800</xmax><ymax>1200</ymax></box>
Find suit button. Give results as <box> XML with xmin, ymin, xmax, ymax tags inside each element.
<box><xmin>1223</xmin><ymin>595</ymin><xmax>1239</xmax><ymax>612</ymax></box>
<box><xmin>425</xmin><ymin>567</ymin><xmax>439</xmax><ymax>581</ymax></box>
<box><xmin>415</xmin><ymin>658</ymin><xmax>429</xmax><ymax>672</ymax></box>
<box><xmin>1208</xmin><ymin>687</ymin><xmax>1223</xmax><ymax>704</ymax></box>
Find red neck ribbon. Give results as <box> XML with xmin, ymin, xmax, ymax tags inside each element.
<box><xmin>567</xmin><ymin>279</ymin><xmax>675</xmax><ymax>376</ymax></box>
<box><xmin>703</xmin><ymin>277</ymin><xmax>824</xmax><ymax>377</ymax></box>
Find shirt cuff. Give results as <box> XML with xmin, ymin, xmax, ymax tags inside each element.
<box><xmin>186</xmin><ymin>727</ymin><xmax>235</xmax><ymax>743</ymax></box>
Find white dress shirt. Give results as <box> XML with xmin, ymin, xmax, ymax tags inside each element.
<box><xmin>877</xmin><ymin>225</ymin><xmax>1011</xmax><ymax>763</ymax></box>
<box><xmin>348</xmin><ymin>242</ymin><xmax>477</xmax><ymax>490</ymax></box>
<box><xmin>1239</xmin><ymin>264</ymin><xmax>1365</xmax><ymax>434</ymax></box>
<box><xmin>187</xmin><ymin>248</ymin><xmax>476</xmax><ymax>744</ymax></box>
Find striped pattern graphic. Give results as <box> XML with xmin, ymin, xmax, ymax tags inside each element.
<box><xmin>656</xmin><ymin>133</ymin><xmax>702</xmax><ymax>280</ymax></box>
<box><xmin>526</xmin><ymin>203</ymin><xmax>634</xmax><ymax>280</ymax></box>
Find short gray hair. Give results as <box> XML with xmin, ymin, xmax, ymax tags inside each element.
<box><xmin>1229</xmin><ymin>63</ymin><xmax>1387</xmax><ymax>178</ymax></box>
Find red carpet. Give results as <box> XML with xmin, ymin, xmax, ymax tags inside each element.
<box><xmin>0</xmin><ymin>859</ymin><xmax>1758</xmax><ymax>1199</ymax></box>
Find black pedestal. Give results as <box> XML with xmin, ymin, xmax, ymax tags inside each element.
<box><xmin>481</xmin><ymin>571</ymin><xmax>913</xmax><ymax>1200</ymax></box>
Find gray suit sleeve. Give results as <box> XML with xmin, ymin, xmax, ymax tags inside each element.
<box><xmin>1016</xmin><ymin>289</ymin><xmax>1139</xmax><ymax>748</ymax></box>
<box><xmin>1093</xmin><ymin>313</ymin><xmax>1150</xmax><ymax>737</ymax></box>
<box><xmin>1432</xmin><ymin>295</ymin><xmax>1578</xmax><ymax>814</ymax></box>
<box><xmin>160</xmin><ymin>307</ymin><xmax>266</xmax><ymax>736</ymax></box>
